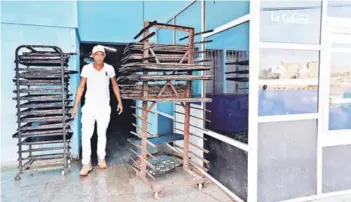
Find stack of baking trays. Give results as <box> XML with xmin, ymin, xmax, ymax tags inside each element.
<box><xmin>13</xmin><ymin>45</ymin><xmax>77</xmax><ymax>180</ymax></box>
<box><xmin>118</xmin><ymin>41</ymin><xmax>211</xmax><ymax>179</ymax></box>
<box><xmin>119</xmin><ymin>42</ymin><xmax>211</xmax><ymax>100</ymax></box>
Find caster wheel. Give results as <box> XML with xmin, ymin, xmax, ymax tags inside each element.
<box><xmin>14</xmin><ymin>175</ymin><xmax>21</xmax><ymax>181</ymax></box>
<box><xmin>198</xmin><ymin>183</ymin><xmax>204</xmax><ymax>190</ymax></box>
<box><xmin>154</xmin><ymin>191</ymin><xmax>163</xmax><ymax>200</ymax></box>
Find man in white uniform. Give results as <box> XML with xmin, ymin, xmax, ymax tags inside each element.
<box><xmin>72</xmin><ymin>45</ymin><xmax>123</xmax><ymax>176</ymax></box>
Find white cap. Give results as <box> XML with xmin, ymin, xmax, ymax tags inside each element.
<box><xmin>90</xmin><ymin>45</ymin><xmax>105</xmax><ymax>57</ymax></box>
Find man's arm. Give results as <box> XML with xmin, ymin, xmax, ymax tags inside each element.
<box><xmin>111</xmin><ymin>76</ymin><xmax>123</xmax><ymax>114</ymax></box>
<box><xmin>72</xmin><ymin>77</ymin><xmax>87</xmax><ymax>117</ymax></box>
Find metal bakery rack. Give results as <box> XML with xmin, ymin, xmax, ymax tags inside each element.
<box><xmin>13</xmin><ymin>45</ymin><xmax>77</xmax><ymax>180</ymax></box>
<box><xmin>118</xmin><ymin>21</ymin><xmax>213</xmax><ymax>199</ymax></box>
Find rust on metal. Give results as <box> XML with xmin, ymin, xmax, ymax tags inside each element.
<box><xmin>140</xmin><ymin>20</ymin><xmax>150</xmax><ymax>178</ymax></box>
<box><xmin>131</xmin><ymin>106</ymin><xmax>155</xmax><ymax>114</ymax></box>
<box><xmin>130</xmin><ymin>131</ymin><xmax>142</xmax><ymax>138</ymax></box>
<box><xmin>190</xmin><ymin>160</ymin><xmax>208</xmax><ymax>172</ymax></box>
<box><xmin>130</xmin><ymin>149</ymin><xmax>155</xmax><ymax>170</ymax></box>
<box><xmin>173</xmin><ymin>145</ymin><xmax>210</xmax><ymax>164</ymax></box>
<box><xmin>174</xmin><ymin>128</ymin><xmax>208</xmax><ymax>141</ymax></box>
<box><xmin>132</xmin><ymin>123</ymin><xmax>155</xmax><ymax>137</ymax></box>
<box><xmin>174</xmin><ymin>111</ymin><xmax>211</xmax><ymax>123</ymax></box>
<box><xmin>132</xmin><ymin>113</ymin><xmax>152</xmax><ymax>125</ymax></box>
<box><xmin>179</xmin><ymin>29</ymin><xmax>214</xmax><ymax>41</ymax></box>
<box><xmin>139</xmin><ymin>32</ymin><xmax>156</xmax><ymax>43</ymax></box>
<box><xmin>190</xmin><ymin>142</ymin><xmax>209</xmax><ymax>154</ymax></box>
<box><xmin>121</xmin><ymin>21</ymin><xmax>213</xmax><ymax>198</ymax></box>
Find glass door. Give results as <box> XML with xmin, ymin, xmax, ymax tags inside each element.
<box><xmin>321</xmin><ymin>17</ymin><xmax>351</xmax><ymax>146</ymax></box>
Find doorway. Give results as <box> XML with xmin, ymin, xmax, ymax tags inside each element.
<box><xmin>79</xmin><ymin>42</ymin><xmax>135</xmax><ymax>165</ymax></box>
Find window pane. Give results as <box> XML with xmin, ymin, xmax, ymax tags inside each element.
<box><xmin>204</xmin><ymin>135</ymin><xmax>248</xmax><ymax>200</ymax></box>
<box><xmin>260</xmin><ymin>1</ymin><xmax>322</xmax><ymax>44</ymax></box>
<box><xmin>175</xmin><ymin>1</ymin><xmax>201</xmax><ymax>43</ymax></box>
<box><xmin>259</xmin><ymin>49</ymin><xmax>319</xmax><ymax>116</ymax></box>
<box><xmin>206</xmin><ymin>1</ymin><xmax>249</xmax><ymax>30</ymax></box>
<box><xmin>328</xmin><ymin>0</ymin><xmax>351</xmax><ymax>19</ymax></box>
<box><xmin>323</xmin><ymin>145</ymin><xmax>351</xmax><ymax>193</ymax></box>
<box><xmin>204</xmin><ymin>23</ymin><xmax>250</xmax><ymax>144</ymax></box>
<box><xmin>258</xmin><ymin>120</ymin><xmax>317</xmax><ymax>201</ymax></box>
<box><xmin>157</xmin><ymin>20</ymin><xmax>173</xmax><ymax>44</ymax></box>
<box><xmin>329</xmin><ymin>51</ymin><xmax>351</xmax><ymax>130</ymax></box>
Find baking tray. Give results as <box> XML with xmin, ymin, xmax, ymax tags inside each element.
<box><xmin>18</xmin><ymin>101</ymin><xmax>72</xmax><ymax>109</ymax></box>
<box><xmin>14</xmin><ymin>94</ymin><xmax>71</xmax><ymax>101</ymax></box>
<box><xmin>13</xmin><ymin>129</ymin><xmax>72</xmax><ymax>138</ymax></box>
<box><xmin>18</xmin><ymin>108</ymin><xmax>71</xmax><ymax>116</ymax></box>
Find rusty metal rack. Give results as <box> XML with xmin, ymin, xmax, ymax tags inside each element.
<box><xmin>119</xmin><ymin>21</ymin><xmax>213</xmax><ymax>199</ymax></box>
<box><xmin>13</xmin><ymin>45</ymin><xmax>77</xmax><ymax>180</ymax></box>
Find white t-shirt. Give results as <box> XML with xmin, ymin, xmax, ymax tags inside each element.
<box><xmin>81</xmin><ymin>63</ymin><xmax>116</xmax><ymax>106</ymax></box>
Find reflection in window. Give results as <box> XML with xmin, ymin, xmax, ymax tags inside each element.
<box><xmin>329</xmin><ymin>52</ymin><xmax>351</xmax><ymax>130</ymax></box>
<box><xmin>204</xmin><ymin>23</ymin><xmax>249</xmax><ymax>144</ymax></box>
<box><xmin>260</xmin><ymin>49</ymin><xmax>319</xmax><ymax>80</ymax></box>
<box><xmin>260</xmin><ymin>1</ymin><xmax>322</xmax><ymax>44</ymax></box>
<box><xmin>328</xmin><ymin>0</ymin><xmax>351</xmax><ymax>19</ymax></box>
<box><xmin>226</xmin><ymin>50</ymin><xmax>249</xmax><ymax>94</ymax></box>
<box><xmin>206</xmin><ymin>0</ymin><xmax>249</xmax><ymax>30</ymax></box>
<box><xmin>258</xmin><ymin>49</ymin><xmax>319</xmax><ymax>116</ymax></box>
<box><xmin>205</xmin><ymin>50</ymin><xmax>225</xmax><ymax>95</ymax></box>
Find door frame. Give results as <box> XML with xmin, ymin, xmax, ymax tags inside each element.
<box><xmin>319</xmin><ymin>17</ymin><xmax>351</xmax><ymax>147</ymax></box>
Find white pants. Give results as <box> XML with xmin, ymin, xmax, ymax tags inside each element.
<box><xmin>81</xmin><ymin>104</ymin><xmax>111</xmax><ymax>165</ymax></box>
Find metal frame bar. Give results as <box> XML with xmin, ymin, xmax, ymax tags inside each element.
<box><xmin>317</xmin><ymin>0</ymin><xmax>329</xmax><ymax>194</ymax></box>
<box><xmin>279</xmin><ymin>189</ymin><xmax>351</xmax><ymax>202</ymax></box>
<box><xmin>258</xmin><ymin>113</ymin><xmax>319</xmax><ymax>123</ymax></box>
<box><xmin>247</xmin><ymin>0</ymin><xmax>260</xmax><ymax>201</ymax></box>
<box><xmin>203</xmin><ymin>14</ymin><xmax>250</xmax><ymax>38</ymax></box>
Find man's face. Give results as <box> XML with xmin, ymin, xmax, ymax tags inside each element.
<box><xmin>93</xmin><ymin>52</ymin><xmax>105</xmax><ymax>65</ymax></box>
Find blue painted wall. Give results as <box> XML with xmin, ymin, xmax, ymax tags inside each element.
<box><xmin>77</xmin><ymin>1</ymin><xmax>143</xmax><ymax>43</ymax></box>
<box><xmin>1</xmin><ymin>1</ymin><xmax>77</xmax><ymax>28</ymax></box>
<box><xmin>77</xmin><ymin>0</ymin><xmax>191</xmax><ymax>136</ymax></box>
<box><xmin>0</xmin><ymin>0</ymin><xmax>192</xmax><ymax>166</ymax></box>
<box><xmin>78</xmin><ymin>0</ymin><xmax>190</xmax><ymax>43</ymax></box>
<box><xmin>1</xmin><ymin>0</ymin><xmax>80</xmax><ymax>167</ymax></box>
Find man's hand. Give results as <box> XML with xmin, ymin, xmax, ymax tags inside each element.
<box><xmin>117</xmin><ymin>103</ymin><xmax>123</xmax><ymax>115</ymax></box>
<box><xmin>111</xmin><ymin>77</ymin><xmax>123</xmax><ymax>115</ymax></box>
<box><xmin>72</xmin><ymin>106</ymin><xmax>78</xmax><ymax>118</ymax></box>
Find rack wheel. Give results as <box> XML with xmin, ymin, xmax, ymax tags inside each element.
<box><xmin>14</xmin><ymin>175</ymin><xmax>21</xmax><ymax>181</ymax></box>
<box><xmin>198</xmin><ymin>183</ymin><xmax>204</xmax><ymax>190</ymax></box>
<box><xmin>154</xmin><ymin>191</ymin><xmax>163</xmax><ymax>200</ymax></box>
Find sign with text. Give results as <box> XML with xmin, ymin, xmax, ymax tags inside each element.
<box><xmin>270</xmin><ymin>11</ymin><xmax>310</xmax><ymax>25</ymax></box>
